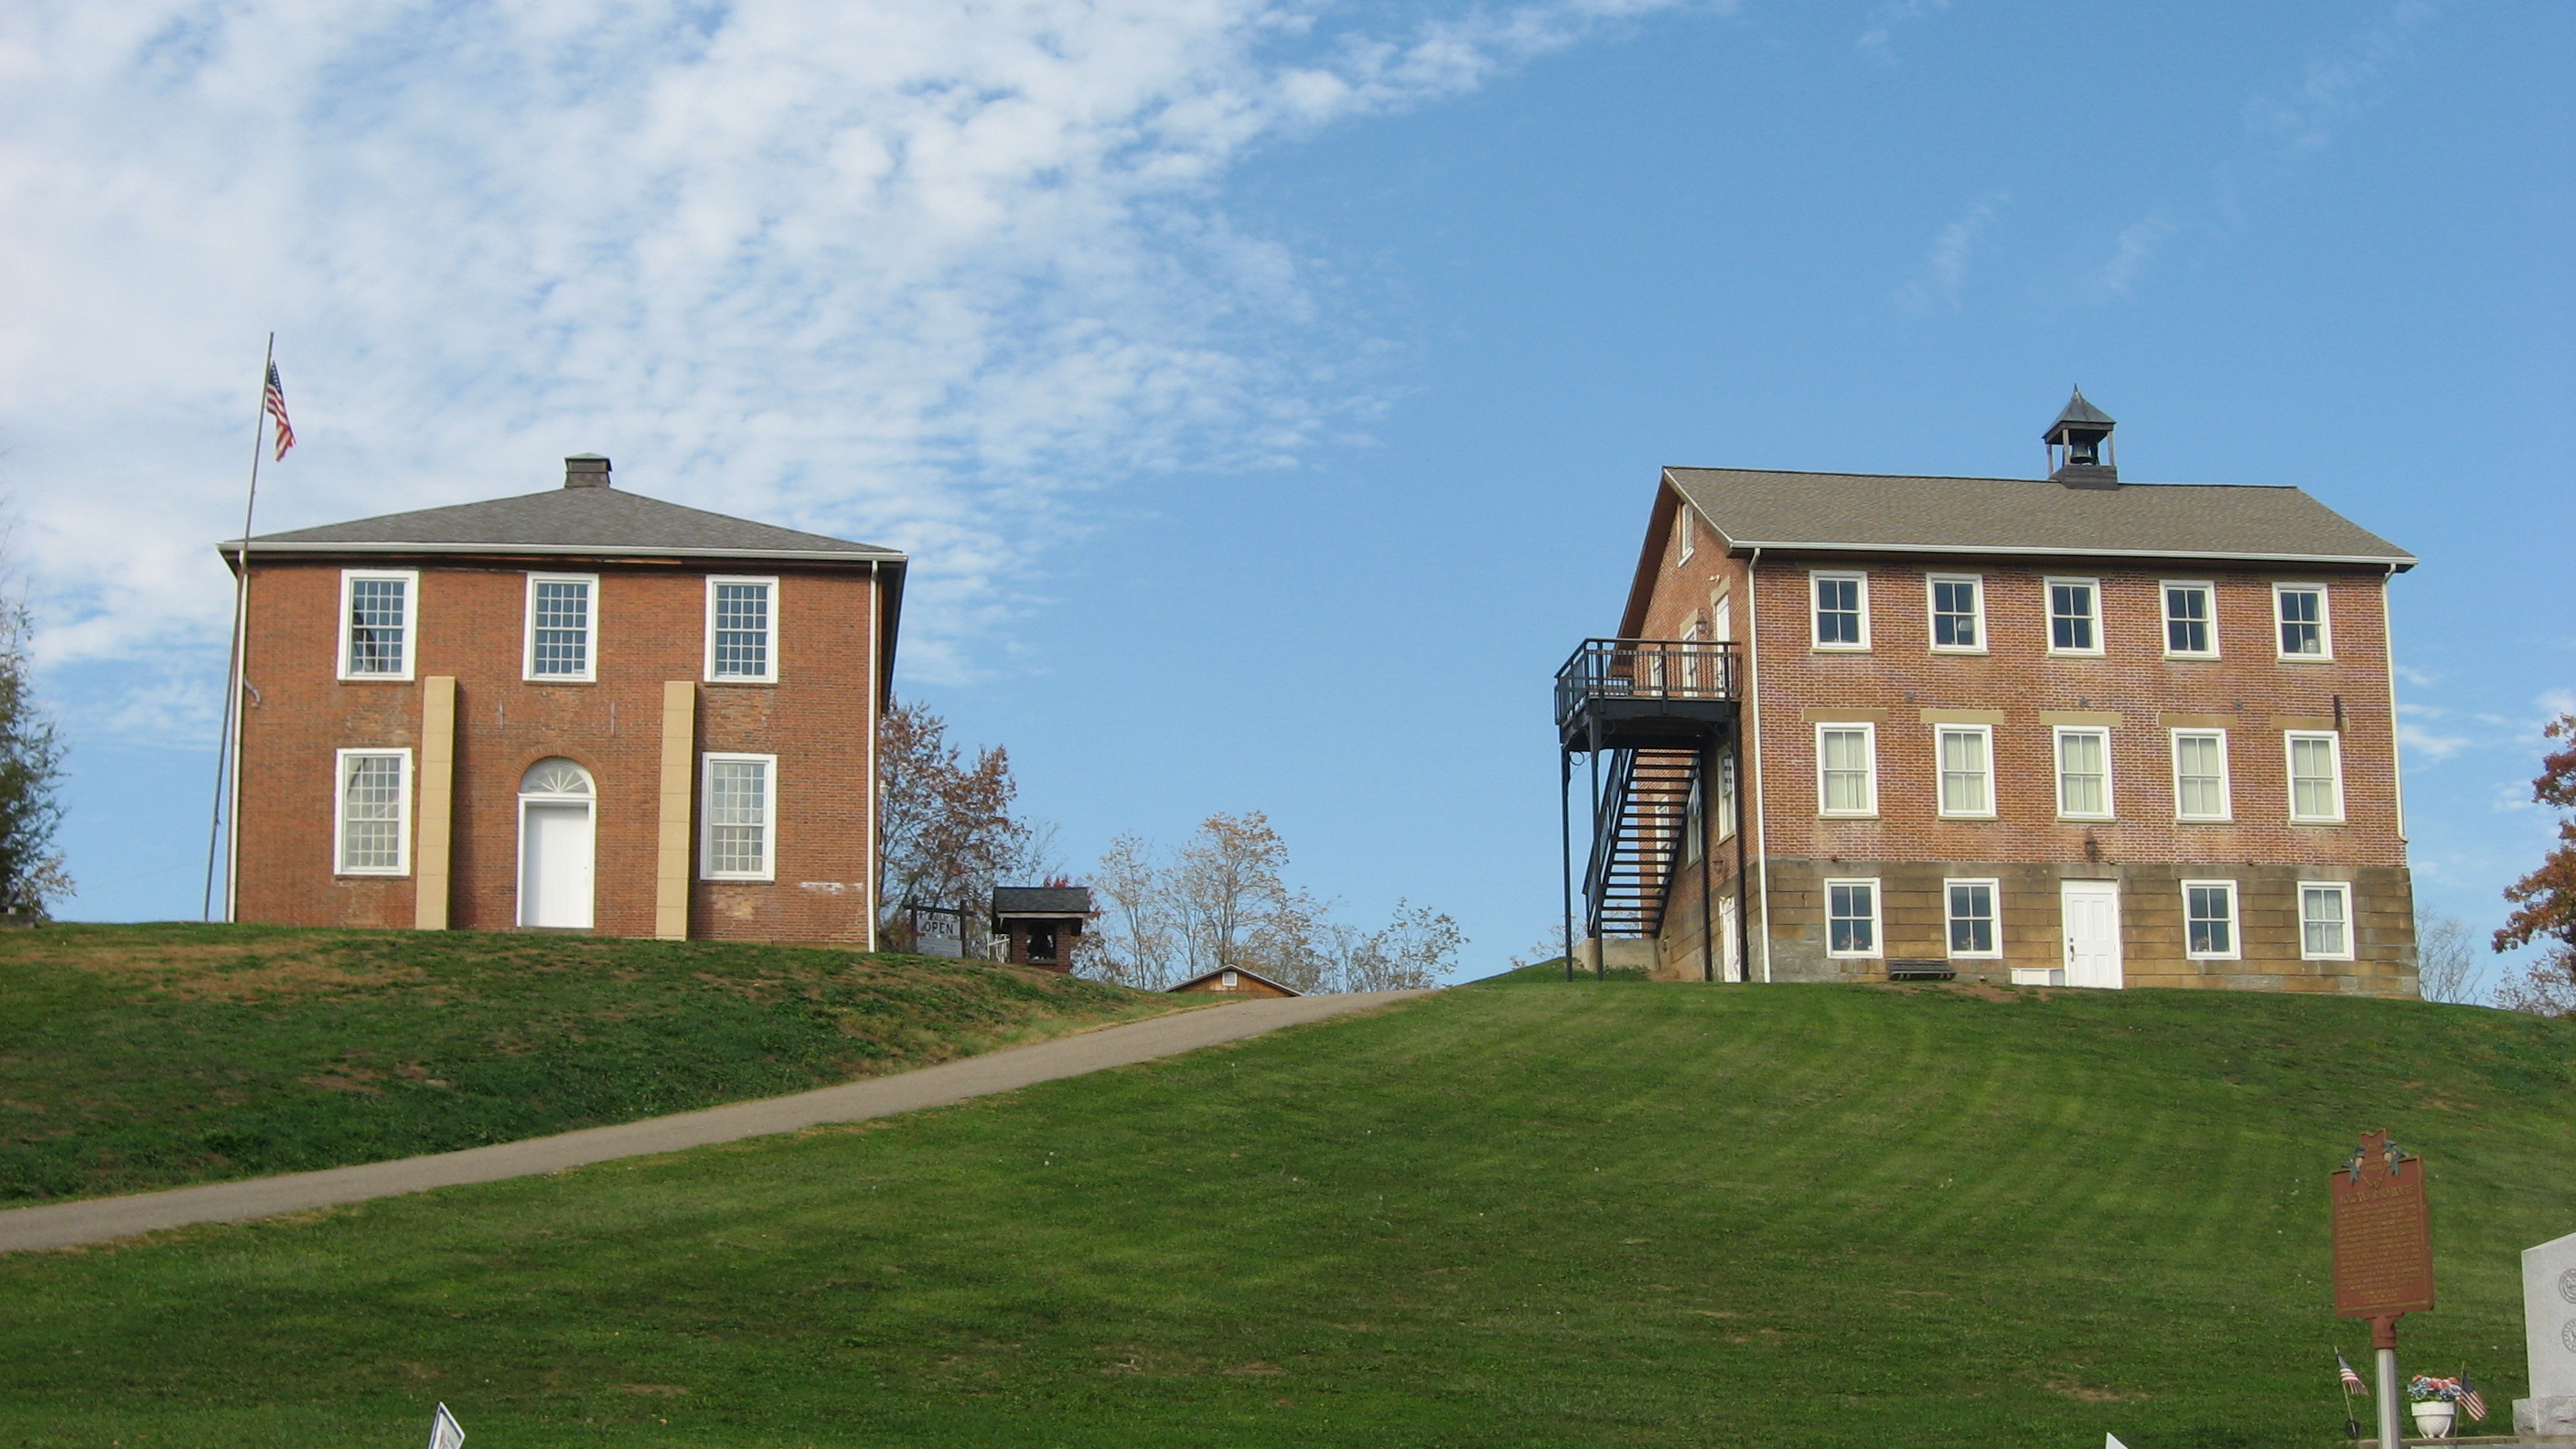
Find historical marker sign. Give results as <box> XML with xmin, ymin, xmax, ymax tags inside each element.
<box><xmin>2332</xmin><ymin>1131</ymin><xmax>2434</xmax><ymax>1322</ymax></box>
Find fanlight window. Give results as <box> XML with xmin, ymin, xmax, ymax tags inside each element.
<box><xmin>521</xmin><ymin>758</ymin><xmax>595</xmax><ymax>797</ymax></box>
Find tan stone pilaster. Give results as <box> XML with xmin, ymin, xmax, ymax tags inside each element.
<box><xmin>655</xmin><ymin>681</ymin><xmax>696</xmax><ymax>940</ymax></box>
<box><xmin>413</xmin><ymin>676</ymin><xmax>456</xmax><ymax>930</ymax></box>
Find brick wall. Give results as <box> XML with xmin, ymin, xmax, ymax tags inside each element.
<box><xmin>233</xmin><ymin>555</ymin><xmax>884</xmax><ymax>943</ymax></box>
<box><xmin>1626</xmin><ymin>489</ymin><xmax>2416</xmax><ymax>995</ymax></box>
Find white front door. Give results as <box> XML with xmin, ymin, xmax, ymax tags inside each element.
<box><xmin>520</xmin><ymin>801</ymin><xmax>596</xmax><ymax>928</ymax></box>
<box><xmin>2060</xmin><ymin>881</ymin><xmax>2122</xmax><ymax>989</ymax></box>
<box><xmin>1718</xmin><ymin>895</ymin><xmax>1740</xmax><ymax>982</ymax></box>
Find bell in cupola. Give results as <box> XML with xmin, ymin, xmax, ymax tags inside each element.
<box><xmin>2044</xmin><ymin>388</ymin><xmax>2120</xmax><ymax>488</ymax></box>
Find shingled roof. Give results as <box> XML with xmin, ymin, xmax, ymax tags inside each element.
<box><xmin>231</xmin><ymin>483</ymin><xmax>904</xmax><ymax>564</ymax></box>
<box><xmin>1662</xmin><ymin>467</ymin><xmax>2413</xmax><ymax>568</ymax></box>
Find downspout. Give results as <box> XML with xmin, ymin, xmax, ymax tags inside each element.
<box><xmin>2378</xmin><ymin>564</ymin><xmax>2407</xmax><ymax>844</ymax></box>
<box><xmin>1745</xmin><ymin>548</ymin><xmax>1773</xmax><ymax>983</ymax></box>
<box><xmin>866</xmin><ymin>559</ymin><xmax>880</xmax><ymax>952</ymax></box>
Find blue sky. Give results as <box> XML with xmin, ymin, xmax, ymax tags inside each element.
<box><xmin>7</xmin><ymin>0</ymin><xmax>2570</xmax><ymax>992</ymax></box>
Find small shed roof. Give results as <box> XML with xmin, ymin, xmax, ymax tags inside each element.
<box><xmin>1166</xmin><ymin>965</ymin><xmax>1302</xmax><ymax>996</ymax></box>
<box><xmin>992</xmin><ymin>886</ymin><xmax>1095</xmax><ymax>918</ymax></box>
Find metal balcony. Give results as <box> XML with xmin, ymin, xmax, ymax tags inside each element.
<box><xmin>1554</xmin><ymin>638</ymin><xmax>1742</xmax><ymax>751</ymax></box>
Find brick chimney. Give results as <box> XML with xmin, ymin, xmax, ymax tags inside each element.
<box><xmin>564</xmin><ymin>454</ymin><xmax>612</xmax><ymax>488</ymax></box>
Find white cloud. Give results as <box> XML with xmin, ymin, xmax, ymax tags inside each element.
<box><xmin>0</xmin><ymin>0</ymin><xmax>1686</xmax><ymax>738</ymax></box>
<box><xmin>1856</xmin><ymin>0</ymin><xmax>1951</xmax><ymax>61</ymax></box>
<box><xmin>1894</xmin><ymin>191</ymin><xmax>2003</xmax><ymax>316</ymax></box>
<box><xmin>2091</xmin><ymin>2</ymin><xmax>2432</xmax><ymax>299</ymax></box>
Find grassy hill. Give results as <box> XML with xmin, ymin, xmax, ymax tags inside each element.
<box><xmin>3</xmin><ymin>979</ymin><xmax>2571</xmax><ymax>1447</ymax></box>
<box><xmin>0</xmin><ymin>924</ymin><xmax>1187</xmax><ymax>1203</ymax></box>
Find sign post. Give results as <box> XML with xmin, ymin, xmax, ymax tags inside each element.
<box><xmin>2332</xmin><ymin>1131</ymin><xmax>2434</xmax><ymax>1447</ymax></box>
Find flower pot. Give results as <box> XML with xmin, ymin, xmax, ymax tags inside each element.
<box><xmin>2410</xmin><ymin>1400</ymin><xmax>2455</xmax><ymax>1438</ymax></box>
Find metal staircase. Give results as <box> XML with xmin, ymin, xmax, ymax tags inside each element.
<box><xmin>1583</xmin><ymin>747</ymin><xmax>1701</xmax><ymax>939</ymax></box>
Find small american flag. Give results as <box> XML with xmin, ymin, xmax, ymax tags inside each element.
<box><xmin>2458</xmin><ymin>1377</ymin><xmax>2486</xmax><ymax>1422</ymax></box>
<box><xmin>427</xmin><ymin>1401</ymin><xmax>464</xmax><ymax>1449</ymax></box>
<box><xmin>263</xmin><ymin>361</ymin><xmax>295</xmax><ymax>459</ymax></box>
<box><xmin>2338</xmin><ymin>1353</ymin><xmax>2366</xmax><ymax>1392</ymax></box>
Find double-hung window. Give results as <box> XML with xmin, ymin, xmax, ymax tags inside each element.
<box><xmin>524</xmin><ymin>574</ymin><xmax>597</xmax><ymax>681</ymax></box>
<box><xmin>1945</xmin><ymin>879</ymin><xmax>2000</xmax><ymax>959</ymax></box>
<box><xmin>2162</xmin><ymin>582</ymin><xmax>2217</xmax><ymax>658</ymax></box>
<box><xmin>2054</xmin><ymin>726</ymin><xmax>2113</xmax><ymax>820</ymax></box>
<box><xmin>2287</xmin><ymin>732</ymin><xmax>2345</xmax><ymax>822</ymax></box>
<box><xmin>2300</xmin><ymin>882</ymin><xmax>2354</xmax><ymax>961</ymax></box>
<box><xmin>1811</xmin><ymin>572</ymin><xmax>1869</xmax><ymax>649</ymax></box>
<box><xmin>1825</xmin><ymin>879</ymin><xmax>1881</xmax><ymax>958</ymax></box>
<box><xmin>1714</xmin><ymin>749</ymin><xmax>1738</xmax><ymax>842</ymax></box>
<box><xmin>2046</xmin><ymin>578</ymin><xmax>2102</xmax><ymax>655</ymax></box>
<box><xmin>701</xmin><ymin>753</ymin><xmax>778</xmax><ymax>880</ymax></box>
<box><xmin>334</xmin><ymin>748</ymin><xmax>411</xmax><ymax>875</ymax></box>
<box><xmin>1927</xmin><ymin>574</ymin><xmax>1985</xmax><ymax>652</ymax></box>
<box><xmin>338</xmin><ymin>570</ymin><xmax>419</xmax><ymax>681</ymax></box>
<box><xmin>1817</xmin><ymin>724</ymin><xmax>1877</xmax><ymax>816</ymax></box>
<box><xmin>705</xmin><ymin>576</ymin><xmax>779</xmax><ymax>682</ymax></box>
<box><xmin>2275</xmin><ymin>584</ymin><xmax>2331</xmax><ymax>659</ymax></box>
<box><xmin>2183</xmin><ymin>880</ymin><xmax>2239</xmax><ymax>960</ymax></box>
<box><xmin>2172</xmin><ymin>730</ymin><xmax>2231</xmax><ymax>821</ymax></box>
<box><xmin>1936</xmin><ymin>725</ymin><xmax>1994</xmax><ymax>818</ymax></box>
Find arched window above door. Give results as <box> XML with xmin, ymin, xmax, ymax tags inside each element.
<box><xmin>520</xmin><ymin>757</ymin><xmax>594</xmax><ymax>798</ymax></box>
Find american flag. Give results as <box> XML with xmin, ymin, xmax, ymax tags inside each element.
<box><xmin>2458</xmin><ymin>1377</ymin><xmax>2486</xmax><ymax>1422</ymax></box>
<box><xmin>263</xmin><ymin>361</ymin><xmax>295</xmax><ymax>459</ymax></box>
<box><xmin>2338</xmin><ymin>1354</ymin><xmax>2365</xmax><ymax>1392</ymax></box>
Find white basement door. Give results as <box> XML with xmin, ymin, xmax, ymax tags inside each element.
<box><xmin>2059</xmin><ymin>881</ymin><xmax>2123</xmax><ymax>989</ymax></box>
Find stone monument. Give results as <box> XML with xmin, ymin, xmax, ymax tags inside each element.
<box><xmin>2519</xmin><ymin>1228</ymin><xmax>2576</xmax><ymax>1437</ymax></box>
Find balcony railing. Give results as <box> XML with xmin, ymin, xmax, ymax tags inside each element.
<box><xmin>1554</xmin><ymin>638</ymin><xmax>1741</xmax><ymax>734</ymax></box>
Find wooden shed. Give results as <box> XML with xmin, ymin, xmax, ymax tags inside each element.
<box><xmin>1166</xmin><ymin>965</ymin><xmax>1302</xmax><ymax>999</ymax></box>
<box><xmin>990</xmin><ymin>886</ymin><xmax>1093</xmax><ymax>971</ymax></box>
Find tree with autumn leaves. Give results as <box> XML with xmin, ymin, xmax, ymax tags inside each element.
<box><xmin>2493</xmin><ymin>711</ymin><xmax>2576</xmax><ymax>1016</ymax></box>
<box><xmin>874</xmin><ymin>699</ymin><xmax>1044</xmax><ymax>950</ymax></box>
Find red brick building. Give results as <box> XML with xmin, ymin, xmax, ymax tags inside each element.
<box><xmin>222</xmin><ymin>455</ymin><xmax>905</xmax><ymax>944</ymax></box>
<box><xmin>1560</xmin><ymin>395</ymin><xmax>2420</xmax><ymax>994</ymax></box>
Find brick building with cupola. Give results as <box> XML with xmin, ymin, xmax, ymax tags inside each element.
<box><xmin>1557</xmin><ymin>393</ymin><xmax>2420</xmax><ymax>994</ymax></box>
<box><xmin>221</xmin><ymin>455</ymin><xmax>905</xmax><ymax>943</ymax></box>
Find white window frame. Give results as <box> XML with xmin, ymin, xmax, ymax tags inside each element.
<box><xmin>704</xmin><ymin>575</ymin><xmax>781</xmax><ymax>683</ymax></box>
<box><xmin>2285</xmin><ymin>731</ymin><xmax>2346</xmax><ymax>823</ymax></box>
<box><xmin>332</xmin><ymin>747</ymin><xmax>413</xmax><ymax>876</ymax></box>
<box><xmin>1824</xmin><ymin>877</ymin><xmax>1883</xmax><ymax>959</ymax></box>
<box><xmin>1935</xmin><ymin>724</ymin><xmax>1996</xmax><ymax>819</ymax></box>
<box><xmin>337</xmin><ymin>569</ymin><xmax>420</xmax><ymax>682</ymax></box>
<box><xmin>521</xmin><ymin>572</ymin><xmax>599</xmax><ymax>683</ymax></box>
<box><xmin>2044</xmin><ymin>576</ymin><xmax>2104</xmax><ymax>657</ymax></box>
<box><xmin>1809</xmin><ymin>571</ymin><xmax>1871</xmax><ymax>651</ymax></box>
<box><xmin>1715</xmin><ymin>748</ymin><xmax>1737</xmax><ymax>843</ymax></box>
<box><xmin>1943</xmin><ymin>877</ymin><xmax>2002</xmax><ymax>960</ymax></box>
<box><xmin>2171</xmin><ymin>728</ymin><xmax>2233</xmax><ymax>822</ymax></box>
<box><xmin>699</xmin><ymin>751</ymin><xmax>779</xmax><ymax>881</ymax></box>
<box><xmin>2273</xmin><ymin>582</ymin><xmax>2333</xmax><ymax>660</ymax></box>
<box><xmin>2182</xmin><ymin>879</ymin><xmax>2241</xmax><ymax>961</ymax></box>
<box><xmin>1677</xmin><ymin>509</ymin><xmax>1695</xmax><ymax>563</ymax></box>
<box><xmin>2160</xmin><ymin>580</ymin><xmax>2218</xmax><ymax>660</ymax></box>
<box><xmin>1815</xmin><ymin>722</ymin><xmax>1879</xmax><ymax>818</ymax></box>
<box><xmin>2299</xmin><ymin>882</ymin><xmax>2355</xmax><ymax>961</ymax></box>
<box><xmin>1926</xmin><ymin>574</ymin><xmax>1987</xmax><ymax>654</ymax></box>
<box><xmin>2052</xmin><ymin>725</ymin><xmax>2115</xmax><ymax>821</ymax></box>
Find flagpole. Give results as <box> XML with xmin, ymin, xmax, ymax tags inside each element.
<box><xmin>201</xmin><ymin>333</ymin><xmax>273</xmax><ymax>922</ymax></box>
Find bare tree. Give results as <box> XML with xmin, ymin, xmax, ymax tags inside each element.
<box><xmin>875</xmin><ymin>699</ymin><xmax>1033</xmax><ymax>946</ymax></box>
<box><xmin>1076</xmin><ymin>813</ymin><xmax>1461</xmax><ymax>992</ymax></box>
<box><xmin>2414</xmin><ymin>909</ymin><xmax>2480</xmax><ymax>1004</ymax></box>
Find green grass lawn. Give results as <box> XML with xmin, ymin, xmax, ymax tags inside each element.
<box><xmin>3</xmin><ymin>980</ymin><xmax>2571</xmax><ymax>1447</ymax></box>
<box><xmin>0</xmin><ymin>924</ymin><xmax>1186</xmax><ymax>1202</ymax></box>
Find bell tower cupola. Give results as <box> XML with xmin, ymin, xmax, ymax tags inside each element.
<box><xmin>2043</xmin><ymin>388</ymin><xmax>2119</xmax><ymax>488</ymax></box>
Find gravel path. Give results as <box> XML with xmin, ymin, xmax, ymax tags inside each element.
<box><xmin>0</xmin><ymin>989</ymin><xmax>1431</xmax><ymax>1253</ymax></box>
